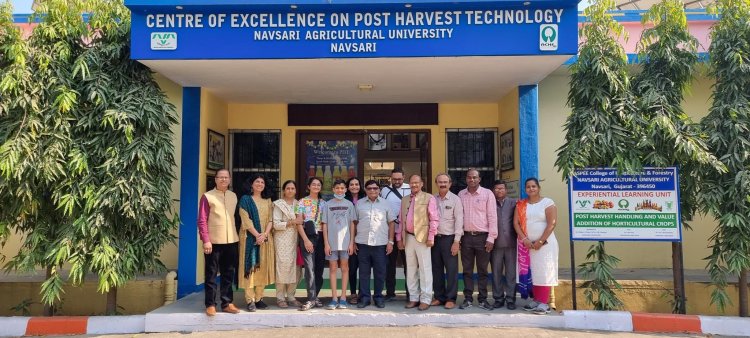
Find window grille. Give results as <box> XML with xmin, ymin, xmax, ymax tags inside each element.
<box><xmin>446</xmin><ymin>129</ymin><xmax>497</xmax><ymax>194</ymax></box>
<box><xmin>230</xmin><ymin>130</ymin><xmax>282</xmax><ymax>199</ymax></box>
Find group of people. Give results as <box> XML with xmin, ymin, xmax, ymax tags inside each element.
<box><xmin>197</xmin><ymin>167</ymin><xmax>559</xmax><ymax>316</ymax></box>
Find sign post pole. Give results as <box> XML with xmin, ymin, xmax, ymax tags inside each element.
<box><xmin>570</xmin><ymin>239</ymin><xmax>577</xmax><ymax>310</ymax></box>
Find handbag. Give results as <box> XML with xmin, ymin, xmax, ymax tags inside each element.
<box><xmin>303</xmin><ymin>198</ymin><xmax>320</xmax><ymax>237</ymax></box>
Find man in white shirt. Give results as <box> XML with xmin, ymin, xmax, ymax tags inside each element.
<box><xmin>380</xmin><ymin>167</ymin><xmax>411</xmax><ymax>301</ymax></box>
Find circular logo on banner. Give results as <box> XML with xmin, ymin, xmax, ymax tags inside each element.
<box><xmin>541</xmin><ymin>26</ymin><xmax>557</xmax><ymax>42</ymax></box>
<box><xmin>618</xmin><ymin>199</ymin><xmax>630</xmax><ymax>209</ymax></box>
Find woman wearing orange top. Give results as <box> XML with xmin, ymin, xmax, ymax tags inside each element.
<box><xmin>513</xmin><ymin>177</ymin><xmax>558</xmax><ymax>315</ymax></box>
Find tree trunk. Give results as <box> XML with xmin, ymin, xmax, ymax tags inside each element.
<box><xmin>740</xmin><ymin>269</ymin><xmax>748</xmax><ymax>317</ymax></box>
<box><xmin>672</xmin><ymin>242</ymin><xmax>686</xmax><ymax>314</ymax></box>
<box><xmin>106</xmin><ymin>287</ymin><xmax>117</xmax><ymax>315</ymax></box>
<box><xmin>43</xmin><ymin>266</ymin><xmax>54</xmax><ymax>316</ymax></box>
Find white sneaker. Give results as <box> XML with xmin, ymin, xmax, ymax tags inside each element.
<box><xmin>523</xmin><ymin>300</ymin><xmax>539</xmax><ymax>311</ymax></box>
<box><xmin>532</xmin><ymin>303</ymin><xmax>551</xmax><ymax>315</ymax></box>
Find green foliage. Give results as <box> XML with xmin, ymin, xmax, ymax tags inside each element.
<box><xmin>10</xmin><ymin>298</ymin><xmax>36</xmax><ymax>316</ymax></box>
<box><xmin>578</xmin><ymin>241</ymin><xmax>624</xmax><ymax>310</ymax></box>
<box><xmin>633</xmin><ymin>0</ymin><xmax>726</xmax><ymax>232</ymax></box>
<box><xmin>556</xmin><ymin>0</ymin><xmax>632</xmax><ymax>311</ymax></box>
<box><xmin>0</xmin><ymin>0</ymin><xmax>179</xmax><ymax>309</ymax></box>
<box><xmin>701</xmin><ymin>0</ymin><xmax>750</xmax><ymax>313</ymax></box>
<box><xmin>555</xmin><ymin>0</ymin><xmax>641</xmax><ymax>179</ymax></box>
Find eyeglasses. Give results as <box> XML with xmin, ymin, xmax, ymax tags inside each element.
<box><xmin>366</xmin><ymin>187</ymin><xmax>380</xmax><ymax>191</ymax></box>
<box><xmin>216</xmin><ymin>177</ymin><xmax>230</xmax><ymax>180</ymax></box>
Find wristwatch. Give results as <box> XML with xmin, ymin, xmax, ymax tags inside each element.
<box><xmin>388</xmin><ymin>240</ymin><xmax>395</xmax><ymax>245</ymax></box>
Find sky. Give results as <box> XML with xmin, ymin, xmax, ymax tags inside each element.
<box><xmin>10</xmin><ymin>0</ymin><xmax>33</xmax><ymax>13</ymax></box>
<box><xmin>10</xmin><ymin>0</ymin><xmax>593</xmax><ymax>14</ymax></box>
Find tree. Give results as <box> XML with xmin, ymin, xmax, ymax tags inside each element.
<box><xmin>701</xmin><ymin>0</ymin><xmax>750</xmax><ymax>317</ymax></box>
<box><xmin>632</xmin><ymin>0</ymin><xmax>725</xmax><ymax>313</ymax></box>
<box><xmin>555</xmin><ymin>0</ymin><xmax>639</xmax><ymax>310</ymax></box>
<box><xmin>0</xmin><ymin>0</ymin><xmax>180</xmax><ymax>315</ymax></box>
<box><xmin>0</xmin><ymin>0</ymin><xmax>77</xmax><ymax>315</ymax></box>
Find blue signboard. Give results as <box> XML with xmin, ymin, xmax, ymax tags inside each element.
<box><xmin>568</xmin><ymin>167</ymin><xmax>682</xmax><ymax>242</ymax></box>
<box><xmin>126</xmin><ymin>1</ymin><xmax>578</xmax><ymax>59</ymax></box>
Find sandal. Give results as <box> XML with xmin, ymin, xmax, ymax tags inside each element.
<box><xmin>277</xmin><ymin>300</ymin><xmax>288</xmax><ymax>308</ymax></box>
<box><xmin>288</xmin><ymin>299</ymin><xmax>301</xmax><ymax>307</ymax></box>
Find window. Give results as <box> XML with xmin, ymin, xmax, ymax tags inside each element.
<box><xmin>230</xmin><ymin>130</ymin><xmax>282</xmax><ymax>199</ymax></box>
<box><xmin>446</xmin><ymin>129</ymin><xmax>497</xmax><ymax>194</ymax></box>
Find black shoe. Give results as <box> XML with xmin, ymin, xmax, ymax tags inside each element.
<box><xmin>256</xmin><ymin>300</ymin><xmax>269</xmax><ymax>310</ymax></box>
<box><xmin>299</xmin><ymin>300</ymin><xmax>314</xmax><ymax>311</ymax></box>
<box><xmin>375</xmin><ymin>299</ymin><xmax>386</xmax><ymax>308</ymax></box>
<box><xmin>384</xmin><ymin>294</ymin><xmax>396</xmax><ymax>302</ymax></box>
<box><xmin>506</xmin><ymin>302</ymin><xmax>516</xmax><ymax>310</ymax></box>
<box><xmin>246</xmin><ymin>302</ymin><xmax>256</xmax><ymax>312</ymax></box>
<box><xmin>357</xmin><ymin>299</ymin><xmax>370</xmax><ymax>308</ymax></box>
<box><xmin>314</xmin><ymin>299</ymin><xmax>324</xmax><ymax>308</ymax></box>
<box><xmin>459</xmin><ymin>298</ymin><xmax>473</xmax><ymax>309</ymax></box>
<box><xmin>493</xmin><ymin>300</ymin><xmax>505</xmax><ymax>309</ymax></box>
<box><xmin>478</xmin><ymin>300</ymin><xmax>493</xmax><ymax>311</ymax></box>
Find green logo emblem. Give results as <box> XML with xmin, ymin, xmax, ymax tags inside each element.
<box><xmin>541</xmin><ymin>26</ymin><xmax>557</xmax><ymax>42</ymax></box>
<box><xmin>618</xmin><ymin>199</ymin><xmax>630</xmax><ymax>209</ymax></box>
<box><xmin>151</xmin><ymin>32</ymin><xmax>177</xmax><ymax>50</ymax></box>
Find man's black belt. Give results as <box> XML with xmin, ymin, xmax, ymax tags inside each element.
<box><xmin>465</xmin><ymin>231</ymin><xmax>488</xmax><ymax>236</ymax></box>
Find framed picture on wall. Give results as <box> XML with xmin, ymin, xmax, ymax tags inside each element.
<box><xmin>367</xmin><ymin>133</ymin><xmax>387</xmax><ymax>151</ymax></box>
<box><xmin>207</xmin><ymin>129</ymin><xmax>225</xmax><ymax>170</ymax></box>
<box><xmin>500</xmin><ymin>129</ymin><xmax>514</xmax><ymax>171</ymax></box>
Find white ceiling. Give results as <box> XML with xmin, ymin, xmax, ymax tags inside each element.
<box><xmin>141</xmin><ymin>55</ymin><xmax>571</xmax><ymax>103</ymax></box>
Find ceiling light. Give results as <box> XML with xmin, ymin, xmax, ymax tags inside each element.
<box><xmin>523</xmin><ymin>1</ymin><xmax>531</xmax><ymax>5</ymax></box>
<box><xmin>290</xmin><ymin>4</ymin><xmax>298</xmax><ymax>9</ymax></box>
<box><xmin>357</xmin><ymin>84</ymin><xmax>374</xmax><ymax>91</ymax></box>
<box><xmin>405</xmin><ymin>4</ymin><xmax>412</xmax><ymax>8</ymax></box>
<box><xmin>176</xmin><ymin>5</ymin><xmax>183</xmax><ymax>10</ymax></box>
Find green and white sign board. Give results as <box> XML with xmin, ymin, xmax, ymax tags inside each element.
<box><xmin>568</xmin><ymin>167</ymin><xmax>681</xmax><ymax>242</ymax></box>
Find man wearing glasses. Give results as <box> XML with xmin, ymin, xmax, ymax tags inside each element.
<box><xmin>197</xmin><ymin>169</ymin><xmax>241</xmax><ymax>316</ymax></box>
<box><xmin>381</xmin><ymin>168</ymin><xmax>411</xmax><ymax>301</ymax></box>
<box><xmin>355</xmin><ymin>180</ymin><xmax>396</xmax><ymax>308</ymax></box>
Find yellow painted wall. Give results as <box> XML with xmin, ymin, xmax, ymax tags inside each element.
<box><xmin>227</xmin><ymin>103</ymin><xmax>500</xmax><ymax>192</ymax></box>
<box><xmin>196</xmin><ymin>89</ymin><xmax>229</xmax><ymax>284</ymax></box>
<box><xmin>154</xmin><ymin>74</ymin><xmax>183</xmax><ymax>270</ymax></box>
<box><xmin>498</xmin><ymin>87</ymin><xmax>520</xmax><ymax>181</ymax></box>
<box><xmin>538</xmin><ymin>70</ymin><xmax>717</xmax><ymax>269</ymax></box>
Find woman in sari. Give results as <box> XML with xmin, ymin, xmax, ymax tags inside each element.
<box><xmin>239</xmin><ymin>174</ymin><xmax>275</xmax><ymax>312</ymax></box>
<box><xmin>344</xmin><ymin>176</ymin><xmax>365</xmax><ymax>305</ymax></box>
<box><xmin>513</xmin><ymin>177</ymin><xmax>558</xmax><ymax>315</ymax></box>
<box><xmin>272</xmin><ymin>180</ymin><xmax>303</xmax><ymax>308</ymax></box>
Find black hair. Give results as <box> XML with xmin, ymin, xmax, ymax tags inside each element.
<box><xmin>391</xmin><ymin>167</ymin><xmax>404</xmax><ymax>175</ymax></box>
<box><xmin>345</xmin><ymin>177</ymin><xmax>366</xmax><ymax>201</ymax></box>
<box><xmin>364</xmin><ymin>179</ymin><xmax>380</xmax><ymax>188</ymax></box>
<box><xmin>493</xmin><ymin>180</ymin><xmax>507</xmax><ymax>187</ymax></box>
<box><xmin>281</xmin><ymin>180</ymin><xmax>297</xmax><ymax>192</ymax></box>
<box><xmin>525</xmin><ymin>177</ymin><xmax>540</xmax><ymax>187</ymax></box>
<box><xmin>307</xmin><ymin>176</ymin><xmax>323</xmax><ymax>187</ymax></box>
<box><xmin>333</xmin><ymin>179</ymin><xmax>347</xmax><ymax>187</ymax></box>
<box><xmin>243</xmin><ymin>173</ymin><xmax>273</xmax><ymax>199</ymax></box>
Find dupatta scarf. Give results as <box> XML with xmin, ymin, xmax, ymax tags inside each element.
<box><xmin>516</xmin><ymin>199</ymin><xmax>533</xmax><ymax>299</ymax></box>
<box><xmin>240</xmin><ymin>195</ymin><xmax>263</xmax><ymax>278</ymax></box>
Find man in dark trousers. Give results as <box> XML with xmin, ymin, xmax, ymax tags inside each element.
<box><xmin>430</xmin><ymin>173</ymin><xmax>464</xmax><ymax>309</ymax></box>
<box><xmin>380</xmin><ymin>168</ymin><xmax>411</xmax><ymax>301</ymax></box>
<box><xmin>491</xmin><ymin>180</ymin><xmax>518</xmax><ymax>310</ymax></box>
<box><xmin>197</xmin><ymin>169</ymin><xmax>241</xmax><ymax>316</ymax></box>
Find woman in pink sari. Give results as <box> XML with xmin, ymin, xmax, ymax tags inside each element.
<box><xmin>514</xmin><ymin>177</ymin><xmax>558</xmax><ymax>315</ymax></box>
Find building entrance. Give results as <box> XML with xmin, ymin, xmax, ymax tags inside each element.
<box><xmin>297</xmin><ymin>130</ymin><xmax>430</xmax><ymax>199</ymax></box>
